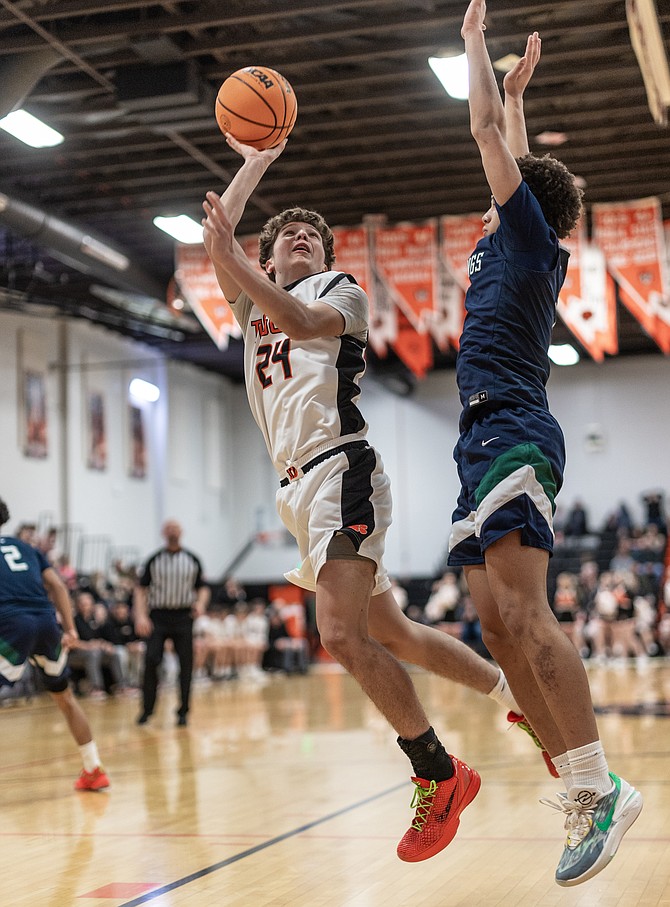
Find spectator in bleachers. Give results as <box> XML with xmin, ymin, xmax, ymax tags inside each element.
<box><xmin>100</xmin><ymin>599</ymin><xmax>145</xmax><ymax>688</ymax></box>
<box><xmin>576</xmin><ymin>560</ymin><xmax>599</xmax><ymax>615</ymax></box>
<box><xmin>563</xmin><ymin>499</ymin><xmax>590</xmax><ymax>537</ymax></box>
<box><xmin>642</xmin><ymin>491</ymin><xmax>666</xmax><ymax>535</ymax></box>
<box><xmin>217</xmin><ymin>576</ymin><xmax>247</xmax><ymax>607</ymax></box>
<box><xmin>633</xmin><ymin>594</ymin><xmax>659</xmax><ymax>657</ymax></box>
<box><xmin>192</xmin><ymin>607</ymin><xmax>217</xmax><ymax>682</ymax></box>
<box><xmin>55</xmin><ymin>554</ymin><xmax>78</xmax><ymax>591</ymax></box>
<box><xmin>264</xmin><ymin>604</ymin><xmax>310</xmax><ymax>674</ymax></box>
<box><xmin>16</xmin><ymin>523</ymin><xmax>37</xmax><ymax>545</ymax></box>
<box><xmin>389</xmin><ymin>578</ymin><xmax>409</xmax><ymax>613</ymax></box>
<box><xmin>552</xmin><ymin>572</ymin><xmax>587</xmax><ymax>656</ymax></box>
<box><xmin>216</xmin><ymin>603</ymin><xmax>247</xmax><ymax>679</ymax></box>
<box><xmin>458</xmin><ymin>595</ymin><xmax>488</xmax><ymax>658</ymax></box>
<box><xmin>610</xmin><ymin>571</ymin><xmax>645</xmax><ymax>661</ymax></box>
<box><xmin>423</xmin><ymin>571</ymin><xmax>461</xmax><ymax>625</ymax></box>
<box><xmin>68</xmin><ymin>590</ymin><xmax>125</xmax><ymax>697</ymax></box>
<box><xmin>609</xmin><ymin>538</ymin><xmax>635</xmax><ymax>574</ymax></box>
<box><xmin>243</xmin><ymin>599</ymin><xmax>270</xmax><ymax>680</ymax></box>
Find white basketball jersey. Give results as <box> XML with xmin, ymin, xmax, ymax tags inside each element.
<box><xmin>230</xmin><ymin>271</ymin><xmax>369</xmax><ymax>475</ymax></box>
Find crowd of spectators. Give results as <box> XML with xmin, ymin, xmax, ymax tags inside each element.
<box><xmin>393</xmin><ymin>491</ymin><xmax>669</xmax><ymax>665</ymax></box>
<box><xmin>4</xmin><ymin>523</ymin><xmax>313</xmax><ymax>702</ymax></box>
<box><xmin>6</xmin><ymin>488</ymin><xmax>668</xmax><ymax>705</ymax></box>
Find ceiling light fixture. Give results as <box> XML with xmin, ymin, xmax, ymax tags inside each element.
<box><xmin>549</xmin><ymin>344</ymin><xmax>580</xmax><ymax>366</ymax></box>
<box><xmin>0</xmin><ymin>109</ymin><xmax>63</xmax><ymax>148</ymax></box>
<box><xmin>535</xmin><ymin>131</ymin><xmax>568</xmax><ymax>147</ymax></box>
<box><xmin>429</xmin><ymin>53</ymin><xmax>469</xmax><ymax>100</ymax></box>
<box><xmin>493</xmin><ymin>54</ymin><xmax>521</xmax><ymax>74</ymax></box>
<box><xmin>129</xmin><ymin>378</ymin><xmax>160</xmax><ymax>402</ymax></box>
<box><xmin>153</xmin><ymin>214</ymin><xmax>203</xmax><ymax>244</ymax></box>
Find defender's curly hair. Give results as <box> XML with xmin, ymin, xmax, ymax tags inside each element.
<box><xmin>258</xmin><ymin>207</ymin><xmax>335</xmax><ymax>281</ymax></box>
<box><xmin>0</xmin><ymin>499</ymin><xmax>9</xmax><ymax>529</ymax></box>
<box><xmin>516</xmin><ymin>153</ymin><xmax>583</xmax><ymax>240</ymax></box>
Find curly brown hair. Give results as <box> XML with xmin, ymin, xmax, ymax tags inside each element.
<box><xmin>258</xmin><ymin>207</ymin><xmax>335</xmax><ymax>281</ymax></box>
<box><xmin>516</xmin><ymin>153</ymin><xmax>583</xmax><ymax>239</ymax></box>
<box><xmin>0</xmin><ymin>498</ymin><xmax>9</xmax><ymax>529</ymax></box>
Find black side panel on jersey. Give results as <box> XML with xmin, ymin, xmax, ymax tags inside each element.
<box><xmin>335</xmin><ymin>335</ymin><xmax>366</xmax><ymax>436</ymax></box>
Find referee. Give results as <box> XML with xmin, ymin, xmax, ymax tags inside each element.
<box><xmin>134</xmin><ymin>519</ymin><xmax>210</xmax><ymax>727</ymax></box>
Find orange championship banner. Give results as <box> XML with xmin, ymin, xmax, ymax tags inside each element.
<box><xmin>175</xmin><ymin>236</ymin><xmax>264</xmax><ymax>349</ymax></box>
<box><xmin>592</xmin><ymin>197</ymin><xmax>670</xmax><ymax>354</ymax></box>
<box><xmin>372</xmin><ymin>221</ymin><xmax>438</xmax><ymax>377</ymax></box>
<box><xmin>174</xmin><ymin>243</ymin><xmax>239</xmax><ymax>349</ymax></box>
<box><xmin>557</xmin><ymin>221</ymin><xmax>618</xmax><ymax>361</ymax></box>
<box><xmin>437</xmin><ymin>214</ymin><xmax>483</xmax><ymax>350</ymax></box>
<box><xmin>330</xmin><ymin>224</ymin><xmax>395</xmax><ymax>357</ymax></box>
<box><xmin>238</xmin><ymin>233</ymin><xmax>264</xmax><ymax>273</ymax></box>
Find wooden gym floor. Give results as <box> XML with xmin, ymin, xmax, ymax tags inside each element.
<box><xmin>1</xmin><ymin>659</ymin><xmax>668</xmax><ymax>907</ymax></box>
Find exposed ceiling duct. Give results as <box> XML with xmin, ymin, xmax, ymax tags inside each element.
<box><xmin>0</xmin><ymin>48</ymin><xmax>62</xmax><ymax>118</ymax></box>
<box><xmin>0</xmin><ymin>192</ymin><xmax>165</xmax><ymax>301</ymax></box>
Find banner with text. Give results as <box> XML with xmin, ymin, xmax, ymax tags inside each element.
<box><xmin>592</xmin><ymin>197</ymin><xmax>670</xmax><ymax>354</ymax></box>
<box><xmin>175</xmin><ymin>244</ymin><xmax>240</xmax><ymax>349</ymax></box>
<box><xmin>438</xmin><ymin>214</ymin><xmax>482</xmax><ymax>350</ymax></box>
<box><xmin>557</xmin><ymin>222</ymin><xmax>618</xmax><ymax>361</ymax></box>
<box><xmin>330</xmin><ymin>225</ymin><xmax>395</xmax><ymax>357</ymax></box>
<box><xmin>371</xmin><ymin>221</ymin><xmax>438</xmax><ymax>376</ymax></box>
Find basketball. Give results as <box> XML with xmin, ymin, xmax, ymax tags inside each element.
<box><xmin>215</xmin><ymin>66</ymin><xmax>297</xmax><ymax>150</ymax></box>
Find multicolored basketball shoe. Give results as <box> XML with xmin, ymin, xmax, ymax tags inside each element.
<box><xmin>396</xmin><ymin>755</ymin><xmax>481</xmax><ymax>862</ymax></box>
<box><xmin>542</xmin><ymin>773</ymin><xmax>643</xmax><ymax>886</ymax></box>
<box><xmin>507</xmin><ymin>711</ymin><xmax>559</xmax><ymax>778</ymax></box>
<box><xmin>74</xmin><ymin>766</ymin><xmax>110</xmax><ymax>791</ymax></box>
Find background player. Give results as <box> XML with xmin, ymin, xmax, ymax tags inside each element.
<box><xmin>0</xmin><ymin>497</ymin><xmax>110</xmax><ymax>791</ymax></box>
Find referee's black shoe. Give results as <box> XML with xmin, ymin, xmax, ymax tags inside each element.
<box><xmin>137</xmin><ymin>712</ymin><xmax>151</xmax><ymax>725</ymax></box>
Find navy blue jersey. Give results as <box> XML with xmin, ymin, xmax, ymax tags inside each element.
<box><xmin>0</xmin><ymin>535</ymin><xmax>52</xmax><ymax>611</ymax></box>
<box><xmin>457</xmin><ymin>181</ymin><xmax>570</xmax><ymax>430</ymax></box>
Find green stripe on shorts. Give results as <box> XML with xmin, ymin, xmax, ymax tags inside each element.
<box><xmin>0</xmin><ymin>637</ymin><xmax>20</xmax><ymax>665</ymax></box>
<box><xmin>475</xmin><ymin>443</ymin><xmax>558</xmax><ymax>512</ymax></box>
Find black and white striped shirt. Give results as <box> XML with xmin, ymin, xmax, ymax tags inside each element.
<box><xmin>139</xmin><ymin>547</ymin><xmax>205</xmax><ymax>610</ymax></box>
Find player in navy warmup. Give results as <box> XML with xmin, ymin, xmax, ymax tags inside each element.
<box><xmin>0</xmin><ymin>498</ymin><xmax>110</xmax><ymax>791</ymax></box>
<box><xmin>453</xmin><ymin>0</ymin><xmax>642</xmax><ymax>886</ymax></box>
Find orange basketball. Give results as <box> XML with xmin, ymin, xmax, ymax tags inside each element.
<box><xmin>215</xmin><ymin>66</ymin><xmax>297</xmax><ymax>150</ymax></box>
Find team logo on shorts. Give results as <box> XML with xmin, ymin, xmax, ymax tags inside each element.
<box><xmin>286</xmin><ymin>466</ymin><xmax>299</xmax><ymax>480</ymax></box>
<box><xmin>347</xmin><ymin>524</ymin><xmax>368</xmax><ymax>536</ymax></box>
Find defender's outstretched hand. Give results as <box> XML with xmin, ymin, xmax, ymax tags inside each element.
<box><xmin>503</xmin><ymin>32</ymin><xmax>541</xmax><ymax>99</ymax></box>
<box><xmin>461</xmin><ymin>0</ymin><xmax>486</xmax><ymax>38</ymax></box>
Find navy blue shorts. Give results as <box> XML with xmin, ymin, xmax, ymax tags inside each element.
<box><xmin>448</xmin><ymin>407</ymin><xmax>565</xmax><ymax>566</ymax></box>
<box><xmin>0</xmin><ymin>608</ymin><xmax>70</xmax><ymax>692</ymax></box>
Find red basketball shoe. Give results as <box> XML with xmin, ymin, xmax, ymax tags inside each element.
<box><xmin>74</xmin><ymin>766</ymin><xmax>110</xmax><ymax>791</ymax></box>
<box><xmin>396</xmin><ymin>755</ymin><xmax>481</xmax><ymax>862</ymax></box>
<box><xmin>507</xmin><ymin>711</ymin><xmax>559</xmax><ymax>778</ymax></box>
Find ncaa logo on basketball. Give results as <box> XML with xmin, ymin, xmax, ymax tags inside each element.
<box><xmin>246</xmin><ymin>67</ymin><xmax>274</xmax><ymax>89</ymax></box>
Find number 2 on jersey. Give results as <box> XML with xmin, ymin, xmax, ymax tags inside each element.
<box><xmin>1</xmin><ymin>545</ymin><xmax>29</xmax><ymax>572</ymax></box>
<box><xmin>256</xmin><ymin>339</ymin><xmax>293</xmax><ymax>388</ymax></box>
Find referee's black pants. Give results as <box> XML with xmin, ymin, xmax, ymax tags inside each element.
<box><xmin>142</xmin><ymin>608</ymin><xmax>194</xmax><ymax>718</ymax></box>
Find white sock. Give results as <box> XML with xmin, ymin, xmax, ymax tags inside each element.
<box><xmin>566</xmin><ymin>741</ymin><xmax>611</xmax><ymax>800</ymax></box>
<box><xmin>79</xmin><ymin>740</ymin><xmax>101</xmax><ymax>774</ymax></box>
<box><xmin>551</xmin><ymin>752</ymin><xmax>573</xmax><ymax>790</ymax></box>
<box><xmin>488</xmin><ymin>668</ymin><xmax>521</xmax><ymax>714</ymax></box>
